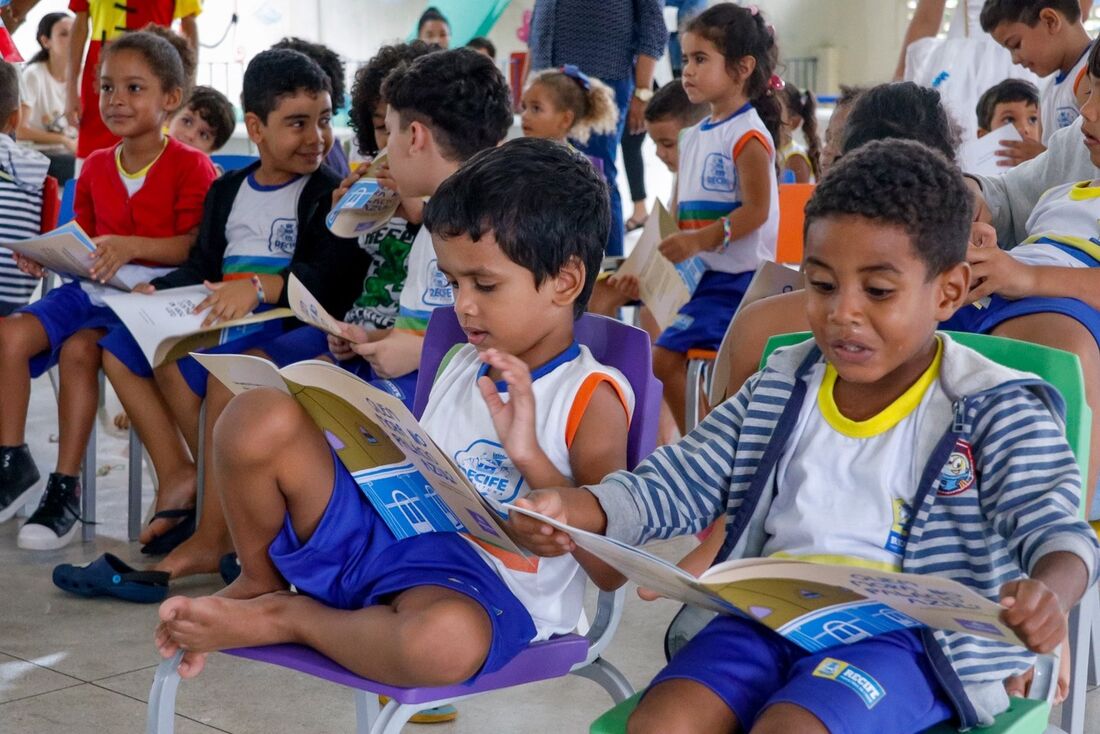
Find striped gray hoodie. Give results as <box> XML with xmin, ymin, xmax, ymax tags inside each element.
<box><xmin>589</xmin><ymin>333</ymin><xmax>1100</xmax><ymax>727</ymax></box>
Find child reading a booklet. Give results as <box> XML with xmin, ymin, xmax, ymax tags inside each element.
<box><xmin>150</xmin><ymin>138</ymin><xmax>635</xmax><ymax>692</ymax></box>
<box><xmin>0</xmin><ymin>30</ymin><xmax>216</xmax><ymax>551</ymax></box>
<box><xmin>508</xmin><ymin>140</ymin><xmax>1100</xmax><ymax>732</ymax></box>
<box><xmin>96</xmin><ymin>48</ymin><xmax>362</xmax><ymax>571</ymax></box>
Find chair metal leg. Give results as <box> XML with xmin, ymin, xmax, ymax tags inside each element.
<box><xmin>685</xmin><ymin>359</ymin><xmax>706</xmax><ymax>431</ymax></box>
<box><xmin>354</xmin><ymin>690</ymin><xmax>380</xmax><ymax>734</ymax></box>
<box><xmin>372</xmin><ymin>698</ymin><xmax>417</xmax><ymax>734</ymax></box>
<box><xmin>1090</xmin><ymin>586</ymin><xmax>1100</xmax><ymax>688</ymax></box>
<box><xmin>195</xmin><ymin>400</ymin><xmax>206</xmax><ymax>523</ymax></box>
<box><xmin>1059</xmin><ymin>588</ymin><xmax>1096</xmax><ymax>734</ymax></box>
<box><xmin>570</xmin><ymin>656</ymin><xmax>635</xmax><ymax>704</ymax></box>
<box><xmin>81</xmin><ymin>417</ymin><xmax>96</xmax><ymax>542</ymax></box>
<box><xmin>128</xmin><ymin>427</ymin><xmax>143</xmax><ymax>541</ymax></box>
<box><xmin>145</xmin><ymin>651</ymin><xmax>183</xmax><ymax>734</ymax></box>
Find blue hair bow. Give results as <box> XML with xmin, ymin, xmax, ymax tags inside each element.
<box><xmin>560</xmin><ymin>64</ymin><xmax>592</xmax><ymax>91</ymax></box>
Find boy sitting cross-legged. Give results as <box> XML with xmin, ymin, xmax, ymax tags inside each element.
<box><xmin>510</xmin><ymin>139</ymin><xmax>1100</xmax><ymax>733</ymax></box>
<box><xmin>153</xmin><ymin>137</ymin><xmax>635</xmax><ymax>687</ymax></box>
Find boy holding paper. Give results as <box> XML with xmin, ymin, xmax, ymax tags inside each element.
<box><xmin>508</xmin><ymin>140</ymin><xmax>1100</xmax><ymax>733</ymax></box>
<box><xmin>150</xmin><ymin>139</ymin><xmax>635</xmax><ymax>692</ymax></box>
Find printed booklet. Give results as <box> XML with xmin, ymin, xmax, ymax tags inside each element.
<box><xmin>193</xmin><ymin>351</ymin><xmax>532</xmax><ymax>565</ymax></box>
<box><xmin>287</xmin><ymin>273</ymin><xmax>347</xmax><ymax>339</ymax></box>
<box><xmin>326</xmin><ymin>152</ymin><xmax>402</xmax><ymax>238</ymax></box>
<box><xmin>102</xmin><ymin>285</ymin><xmax>292</xmax><ymax>367</ymax></box>
<box><xmin>1</xmin><ymin>221</ymin><xmax>151</xmax><ymax>291</ymax></box>
<box><xmin>507</xmin><ymin>504</ymin><xmax>1024</xmax><ymax>652</ymax></box>
<box><xmin>617</xmin><ymin>201</ymin><xmax>705</xmax><ymax>329</ymax></box>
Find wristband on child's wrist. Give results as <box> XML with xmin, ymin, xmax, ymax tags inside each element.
<box><xmin>721</xmin><ymin>216</ymin><xmax>732</xmax><ymax>251</ymax></box>
<box><xmin>250</xmin><ymin>275</ymin><xmax>265</xmax><ymax>307</ymax></box>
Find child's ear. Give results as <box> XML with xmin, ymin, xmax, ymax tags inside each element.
<box><xmin>976</xmin><ymin>127</ymin><xmax>989</xmax><ymax>138</ymax></box>
<box><xmin>244</xmin><ymin>111</ymin><xmax>265</xmax><ymax>144</ymax></box>
<box><xmin>732</xmin><ymin>54</ymin><xmax>757</xmax><ymax>82</ymax></box>
<box><xmin>550</xmin><ymin>256</ymin><xmax>586</xmax><ymax>307</ymax></box>
<box><xmin>164</xmin><ymin>86</ymin><xmax>183</xmax><ymax>117</ymax></box>
<box><xmin>934</xmin><ymin>261</ymin><xmax>972</xmax><ymax>322</ymax></box>
<box><xmin>407</xmin><ymin>119</ymin><xmax>432</xmax><ymax>157</ymax></box>
<box><xmin>1039</xmin><ymin>7</ymin><xmax>1064</xmax><ymax>33</ymax></box>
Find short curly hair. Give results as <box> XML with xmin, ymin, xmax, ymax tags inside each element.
<box><xmin>804</xmin><ymin>139</ymin><xmax>971</xmax><ymax>277</ymax></box>
<box><xmin>382</xmin><ymin>48</ymin><xmax>512</xmax><ymax>162</ymax></box>
<box><xmin>184</xmin><ymin>85</ymin><xmax>235</xmax><ymax>151</ymax></box>
<box><xmin>841</xmin><ymin>82</ymin><xmax>959</xmax><ymax>161</ymax></box>
<box><xmin>348</xmin><ymin>41</ymin><xmax>438</xmax><ymax>156</ymax></box>
<box><xmin>424</xmin><ymin>138</ymin><xmax>609</xmax><ymax>318</ymax></box>
<box><xmin>273</xmin><ymin>37</ymin><xmax>346</xmax><ymax>110</ymax></box>
<box><xmin>241</xmin><ymin>48</ymin><xmax>331</xmax><ymax>123</ymax></box>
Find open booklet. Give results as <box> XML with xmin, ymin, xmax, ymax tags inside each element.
<box><xmin>102</xmin><ymin>285</ymin><xmax>293</xmax><ymax>368</ymax></box>
<box><xmin>287</xmin><ymin>272</ymin><xmax>347</xmax><ymax>339</ymax></box>
<box><xmin>957</xmin><ymin>124</ymin><xmax>1022</xmax><ymax>177</ymax></box>
<box><xmin>193</xmin><ymin>352</ymin><xmax>532</xmax><ymax>565</ymax></box>
<box><xmin>325</xmin><ymin>152</ymin><xmax>403</xmax><ymax>238</ymax></box>
<box><xmin>617</xmin><ymin>200</ymin><xmax>705</xmax><ymax>329</ymax></box>
<box><xmin>1</xmin><ymin>221</ymin><xmax>151</xmax><ymax>291</ymax></box>
<box><xmin>507</xmin><ymin>505</ymin><xmax>1024</xmax><ymax>652</ymax></box>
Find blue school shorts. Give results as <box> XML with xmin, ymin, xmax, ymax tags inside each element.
<box><xmin>268</xmin><ymin>447</ymin><xmax>537</xmax><ymax>679</ymax></box>
<box><xmin>173</xmin><ymin>314</ymin><xmax>290</xmax><ymax>396</ymax></box>
<box><xmin>655</xmin><ymin>270</ymin><xmax>754</xmax><ymax>353</ymax></box>
<box><xmin>648</xmin><ymin>615</ymin><xmax>953</xmax><ymax>733</ymax></box>
<box><xmin>19</xmin><ymin>280</ymin><xmax>149</xmax><ymax>378</ymax></box>
<box><xmin>942</xmin><ymin>294</ymin><xmax>1100</xmax><ymax>355</ymax></box>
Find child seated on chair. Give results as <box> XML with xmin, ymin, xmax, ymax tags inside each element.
<box><xmin>0</xmin><ymin>60</ymin><xmax>50</xmax><ymax>318</ymax></box>
<box><xmin>152</xmin><ymin>138</ymin><xmax>635</xmax><ymax>689</ymax></box>
<box><xmin>975</xmin><ymin>78</ymin><xmax>1042</xmax><ymax>164</ymax></box>
<box><xmin>167</xmin><ymin>85</ymin><xmax>235</xmax><ymax>157</ymax></box>
<box><xmin>509</xmin><ymin>140</ymin><xmax>1100</xmax><ymax>733</ymax></box>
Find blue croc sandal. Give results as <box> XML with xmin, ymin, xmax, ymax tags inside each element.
<box><xmin>53</xmin><ymin>553</ymin><xmax>169</xmax><ymax>604</ymax></box>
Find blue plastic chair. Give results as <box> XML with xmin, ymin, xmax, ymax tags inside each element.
<box><xmin>148</xmin><ymin>307</ymin><xmax>664</xmax><ymax>734</ymax></box>
<box><xmin>57</xmin><ymin>178</ymin><xmax>76</xmax><ymax>225</ymax></box>
<box><xmin>210</xmin><ymin>154</ymin><xmax>258</xmax><ymax>173</ymax></box>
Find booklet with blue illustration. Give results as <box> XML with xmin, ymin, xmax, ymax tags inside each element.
<box><xmin>325</xmin><ymin>152</ymin><xmax>402</xmax><ymax>238</ymax></box>
<box><xmin>507</xmin><ymin>504</ymin><xmax>1025</xmax><ymax>651</ymax></box>
<box><xmin>1</xmin><ymin>221</ymin><xmax>149</xmax><ymax>291</ymax></box>
<box><xmin>194</xmin><ymin>351</ymin><xmax>531</xmax><ymax>564</ymax></box>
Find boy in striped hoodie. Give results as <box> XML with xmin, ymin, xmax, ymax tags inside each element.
<box><xmin>510</xmin><ymin>139</ymin><xmax>1100</xmax><ymax>733</ymax></box>
<box><xmin>0</xmin><ymin>60</ymin><xmax>49</xmax><ymax>316</ymax></box>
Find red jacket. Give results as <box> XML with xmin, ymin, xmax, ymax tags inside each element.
<box><xmin>75</xmin><ymin>137</ymin><xmax>216</xmax><ymax>265</ymax></box>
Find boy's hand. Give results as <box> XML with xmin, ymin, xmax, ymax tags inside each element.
<box><xmin>999</xmin><ymin>578</ymin><xmax>1067</xmax><ymax>653</ymax></box>
<box><xmin>969</xmin><ymin>222</ymin><xmax>997</xmax><ymax>249</ymax></box>
<box><xmin>194</xmin><ymin>279</ymin><xmax>259</xmax><ymax>327</ymax></box>
<box><xmin>607</xmin><ymin>273</ymin><xmax>641</xmax><ymax>301</ymax></box>
<box><xmin>659</xmin><ymin>231</ymin><xmax>703</xmax><ymax>264</ymax></box>
<box><xmin>375</xmin><ymin>161</ymin><xmax>400</xmax><ymax>194</ymax></box>
<box><xmin>132</xmin><ymin>283</ymin><xmax>156</xmax><ymax>294</ymax></box>
<box><xmin>966</xmin><ymin>245</ymin><xmax>1036</xmax><ymax>303</ymax></box>
<box><xmin>477</xmin><ymin>349</ymin><xmax>542</xmax><ymax>468</ymax></box>
<box><xmin>327</xmin><ymin>333</ymin><xmax>355</xmax><ymax>360</ymax></box>
<box><xmin>351</xmin><ymin>330</ymin><xmax>420</xmax><ymax>378</ymax></box>
<box><xmin>332</xmin><ymin>166</ymin><xmax>368</xmax><ymax>208</ymax></box>
<box><xmin>997</xmin><ymin>137</ymin><xmax>1046</xmax><ymax>167</ymax></box>
<box><xmin>12</xmin><ymin>253</ymin><xmax>46</xmax><ymax>278</ymax></box>
<box><xmin>328</xmin><ymin>322</ymin><xmax>371</xmax><ymax>360</ymax></box>
<box><xmin>508</xmin><ymin>491</ymin><xmax>577</xmax><ymax>556</ymax></box>
<box><xmin>88</xmin><ymin>235</ymin><xmax>137</xmax><ymax>283</ymax></box>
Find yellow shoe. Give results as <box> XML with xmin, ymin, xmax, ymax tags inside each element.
<box><xmin>377</xmin><ymin>695</ymin><xmax>459</xmax><ymax>724</ymax></box>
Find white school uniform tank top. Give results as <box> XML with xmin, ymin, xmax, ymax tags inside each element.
<box><xmin>1040</xmin><ymin>42</ymin><xmax>1093</xmax><ymax>144</ymax></box>
<box><xmin>1013</xmin><ymin>179</ymin><xmax>1100</xmax><ymax>267</ymax></box>
<box><xmin>420</xmin><ymin>342</ymin><xmax>634</xmax><ymax>640</ymax></box>
<box><xmin>676</xmin><ymin>102</ymin><xmax>779</xmax><ymax>275</ymax></box>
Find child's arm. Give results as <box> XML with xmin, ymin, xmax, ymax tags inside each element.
<box><xmin>658</xmin><ymin>138</ymin><xmax>772</xmax><ymax>263</ymax></box>
<box><xmin>87</xmin><ymin>231</ymin><xmax>197</xmax><ymax>283</ymax></box>
<box><xmin>966</xmin><ymin>245</ymin><xmax>1100</xmax><ymax>311</ymax></box>
<box><xmin>65</xmin><ymin>10</ymin><xmax>88</xmax><ymax>128</ymax></box>
<box><xmin>637</xmin><ymin>521</ymin><xmax>725</xmax><ymax>600</ymax></box>
<box><xmin>1000</xmin><ymin>552</ymin><xmax>1089</xmax><ymax>653</ymax></box>
<box><xmin>350</xmin><ymin>331</ymin><xmax>424</xmax><ymax>379</ymax></box>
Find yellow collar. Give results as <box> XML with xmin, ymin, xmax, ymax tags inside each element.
<box><xmin>115</xmin><ymin>137</ymin><xmax>169</xmax><ymax>180</ymax></box>
<box><xmin>1067</xmin><ymin>180</ymin><xmax>1100</xmax><ymax>200</ymax></box>
<box><xmin>818</xmin><ymin>339</ymin><xmax>942</xmax><ymax>439</ymax></box>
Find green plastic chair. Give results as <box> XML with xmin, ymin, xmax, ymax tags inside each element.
<box><xmin>591</xmin><ymin>331</ymin><xmax>1094</xmax><ymax>734</ymax></box>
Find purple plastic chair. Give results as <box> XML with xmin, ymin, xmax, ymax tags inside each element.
<box><xmin>147</xmin><ymin>308</ymin><xmax>663</xmax><ymax>734</ymax></box>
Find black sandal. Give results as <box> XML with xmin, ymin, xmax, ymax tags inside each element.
<box><xmin>139</xmin><ymin>508</ymin><xmax>196</xmax><ymax>556</ymax></box>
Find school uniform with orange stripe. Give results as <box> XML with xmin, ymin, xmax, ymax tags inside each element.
<box><xmin>1040</xmin><ymin>41</ymin><xmax>1093</xmax><ymax>144</ymax></box>
<box><xmin>675</xmin><ymin>102</ymin><xmax>779</xmax><ymax>275</ymax></box>
<box><xmin>420</xmin><ymin>341</ymin><xmax>634</xmax><ymax>640</ymax></box>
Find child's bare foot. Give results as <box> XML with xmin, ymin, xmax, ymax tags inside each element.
<box><xmin>141</xmin><ymin>466</ymin><xmax>197</xmax><ymax>545</ymax></box>
<box><xmin>113</xmin><ymin>411</ymin><xmax>131</xmax><ymax>431</ymax></box>
<box><xmin>157</xmin><ymin>591</ymin><xmax>296</xmax><ymax>667</ymax></box>
<box><xmin>152</xmin><ymin>533</ymin><xmax>232</xmax><ymax>580</ymax></box>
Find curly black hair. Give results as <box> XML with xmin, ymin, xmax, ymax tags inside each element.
<box><xmin>349</xmin><ymin>41</ymin><xmax>438</xmax><ymax>156</ymax></box>
<box><xmin>382</xmin><ymin>48</ymin><xmax>512</xmax><ymax>162</ymax></box>
<box><xmin>183</xmin><ymin>85</ymin><xmax>236</xmax><ymax>151</ymax></box>
<box><xmin>241</xmin><ymin>48</ymin><xmax>331</xmax><ymax>123</ymax></box>
<box><xmin>805</xmin><ymin>139</ymin><xmax>971</xmax><ymax>277</ymax></box>
<box><xmin>273</xmin><ymin>37</ymin><xmax>346</xmax><ymax>110</ymax></box>
<box><xmin>841</xmin><ymin>82</ymin><xmax>959</xmax><ymax>161</ymax></box>
<box><xmin>980</xmin><ymin>0</ymin><xmax>1082</xmax><ymax>31</ymax></box>
<box><xmin>424</xmin><ymin>138</ymin><xmax>609</xmax><ymax>318</ymax></box>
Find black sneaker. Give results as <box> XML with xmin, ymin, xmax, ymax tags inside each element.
<box><xmin>18</xmin><ymin>473</ymin><xmax>82</xmax><ymax>550</ymax></box>
<box><xmin>0</xmin><ymin>444</ymin><xmax>41</xmax><ymax>524</ymax></box>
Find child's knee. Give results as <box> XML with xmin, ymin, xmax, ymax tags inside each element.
<box><xmin>653</xmin><ymin>347</ymin><xmax>686</xmax><ymax>380</ymax></box>
<box><xmin>58</xmin><ymin>332</ymin><xmax>103</xmax><ymax>372</ymax></box>
<box><xmin>627</xmin><ymin>698</ymin><xmax>696</xmax><ymax>734</ymax></box>
<box><xmin>396</xmin><ymin>596</ymin><xmax>491</xmax><ymax>684</ymax></box>
<box><xmin>0</xmin><ymin>316</ymin><xmax>43</xmax><ymax>361</ymax></box>
<box><xmin>214</xmin><ymin>388</ymin><xmax>310</xmax><ymax>464</ymax></box>
<box><xmin>752</xmin><ymin>703</ymin><xmax>828</xmax><ymax>734</ymax></box>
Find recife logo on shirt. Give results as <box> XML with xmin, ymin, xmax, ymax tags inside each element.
<box><xmin>701</xmin><ymin>152</ymin><xmax>736</xmax><ymax>192</ymax></box>
<box><xmin>268</xmin><ymin>217</ymin><xmax>298</xmax><ymax>255</ymax></box>
<box><xmin>421</xmin><ymin>258</ymin><xmax>454</xmax><ymax>307</ymax></box>
<box><xmin>454</xmin><ymin>440</ymin><xmax>525</xmax><ymax>502</ymax></box>
<box><xmin>1056</xmin><ymin>105</ymin><xmax>1080</xmax><ymax>130</ymax></box>
<box><xmin>937</xmin><ymin>439</ymin><xmax>975</xmax><ymax>496</ymax></box>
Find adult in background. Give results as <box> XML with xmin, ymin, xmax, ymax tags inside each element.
<box><xmin>528</xmin><ymin>0</ymin><xmax>668</xmax><ymax>256</ymax></box>
<box><xmin>17</xmin><ymin>11</ymin><xmax>77</xmax><ymax>182</ymax></box>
